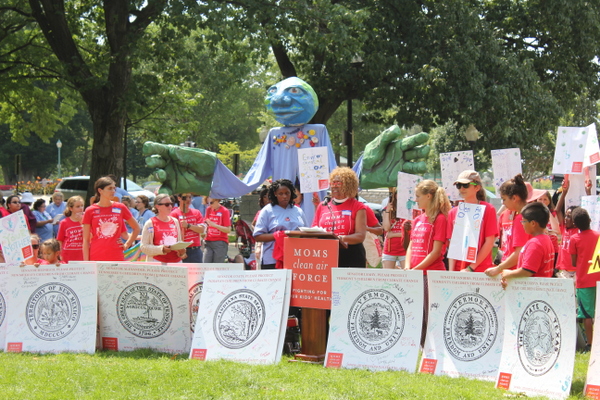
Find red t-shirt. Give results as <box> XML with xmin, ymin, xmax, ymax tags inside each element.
<box><xmin>501</xmin><ymin>212</ymin><xmax>531</xmax><ymax>264</ymax></box>
<box><xmin>57</xmin><ymin>217</ymin><xmax>84</xmax><ymax>263</ymax></box>
<box><xmin>365</xmin><ymin>207</ymin><xmax>379</xmax><ymax>227</ymax></box>
<box><xmin>518</xmin><ymin>234</ymin><xmax>555</xmax><ymax>277</ymax></box>
<box><xmin>556</xmin><ymin>225</ymin><xmax>578</xmax><ymax>272</ymax></box>
<box><xmin>170</xmin><ymin>207</ymin><xmax>203</xmax><ymax>246</ymax></box>
<box><xmin>83</xmin><ymin>202</ymin><xmax>132</xmax><ymax>261</ymax></box>
<box><xmin>409</xmin><ymin>213</ymin><xmax>447</xmax><ymax>272</ymax></box>
<box><xmin>150</xmin><ymin>217</ymin><xmax>181</xmax><ymax>263</ymax></box>
<box><xmin>312</xmin><ymin>198</ymin><xmax>366</xmax><ymax>235</ymax></box>
<box><xmin>569</xmin><ymin>229</ymin><xmax>600</xmax><ymax>288</ymax></box>
<box><xmin>204</xmin><ymin>205</ymin><xmax>230</xmax><ymax>242</ymax></box>
<box><xmin>546</xmin><ymin>211</ymin><xmax>559</xmax><ymax>253</ymax></box>
<box><xmin>38</xmin><ymin>259</ymin><xmax>66</xmax><ymax>265</ymax></box>
<box><xmin>383</xmin><ymin>218</ymin><xmax>407</xmax><ymax>256</ymax></box>
<box><xmin>446</xmin><ymin>201</ymin><xmax>498</xmax><ymax>272</ymax></box>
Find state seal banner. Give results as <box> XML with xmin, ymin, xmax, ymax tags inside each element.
<box><xmin>325</xmin><ymin>269</ymin><xmax>424</xmax><ymax>372</ymax></box>
<box><xmin>420</xmin><ymin>271</ymin><xmax>505</xmax><ymax>381</ymax></box>
<box><xmin>5</xmin><ymin>262</ymin><xmax>98</xmax><ymax>353</ymax></box>
<box><xmin>496</xmin><ymin>277</ymin><xmax>576</xmax><ymax>399</ymax></box>
<box><xmin>189</xmin><ymin>269</ymin><xmax>291</xmax><ymax>364</ymax></box>
<box><xmin>97</xmin><ymin>263</ymin><xmax>189</xmax><ymax>354</ymax></box>
<box><xmin>584</xmin><ymin>283</ymin><xmax>600</xmax><ymax>399</ymax></box>
<box><xmin>0</xmin><ymin>265</ymin><xmax>9</xmax><ymax>350</ymax></box>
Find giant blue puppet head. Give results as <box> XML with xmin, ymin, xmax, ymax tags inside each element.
<box><xmin>265</xmin><ymin>77</ymin><xmax>319</xmax><ymax>126</ymax></box>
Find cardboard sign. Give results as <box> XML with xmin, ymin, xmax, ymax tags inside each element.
<box><xmin>496</xmin><ymin>277</ymin><xmax>576</xmax><ymax>399</ymax></box>
<box><xmin>440</xmin><ymin>151</ymin><xmax>475</xmax><ymax>201</ymax></box>
<box><xmin>185</xmin><ymin>263</ymin><xmax>244</xmax><ymax>333</ymax></box>
<box><xmin>491</xmin><ymin>148</ymin><xmax>522</xmax><ymax>196</ymax></box>
<box><xmin>298</xmin><ymin>146</ymin><xmax>330</xmax><ymax>193</ymax></box>
<box><xmin>581</xmin><ymin>195</ymin><xmax>600</xmax><ymax>233</ymax></box>
<box><xmin>0</xmin><ymin>210</ymin><xmax>33</xmax><ymax>264</ymax></box>
<box><xmin>325</xmin><ymin>269</ymin><xmax>424</xmax><ymax>371</ymax></box>
<box><xmin>283</xmin><ymin>237</ymin><xmax>338</xmax><ymax>309</ymax></box>
<box><xmin>420</xmin><ymin>271</ymin><xmax>505</xmax><ymax>381</ymax></box>
<box><xmin>4</xmin><ymin>262</ymin><xmax>98</xmax><ymax>353</ymax></box>
<box><xmin>189</xmin><ymin>269</ymin><xmax>291</xmax><ymax>364</ymax></box>
<box><xmin>447</xmin><ymin>203</ymin><xmax>486</xmax><ymax>263</ymax></box>
<box><xmin>0</xmin><ymin>265</ymin><xmax>8</xmax><ymax>350</ymax></box>
<box><xmin>584</xmin><ymin>284</ymin><xmax>600</xmax><ymax>399</ymax></box>
<box><xmin>396</xmin><ymin>172</ymin><xmax>423</xmax><ymax>220</ymax></box>
<box><xmin>552</xmin><ymin>124</ymin><xmax>600</xmax><ymax>174</ymax></box>
<box><xmin>97</xmin><ymin>263</ymin><xmax>190</xmax><ymax>354</ymax></box>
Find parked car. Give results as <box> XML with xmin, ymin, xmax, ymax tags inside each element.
<box><xmin>358</xmin><ymin>196</ymin><xmax>383</xmax><ymax>223</ymax></box>
<box><xmin>54</xmin><ymin>176</ymin><xmax>156</xmax><ymax>203</ymax></box>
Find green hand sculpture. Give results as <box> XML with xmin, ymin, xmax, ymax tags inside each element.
<box><xmin>360</xmin><ymin>125</ymin><xmax>430</xmax><ymax>189</ymax></box>
<box><xmin>142</xmin><ymin>141</ymin><xmax>217</xmax><ymax>196</ymax></box>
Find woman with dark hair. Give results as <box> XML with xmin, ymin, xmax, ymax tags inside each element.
<box><xmin>312</xmin><ymin>167</ymin><xmax>367</xmax><ymax>268</ymax></box>
<box><xmin>135</xmin><ymin>194</ymin><xmax>155</xmax><ymax>231</ymax></box>
<box><xmin>485</xmin><ymin>174</ymin><xmax>530</xmax><ymax>277</ymax></box>
<box><xmin>254</xmin><ymin>179</ymin><xmax>308</xmax><ymax>269</ymax></box>
<box><xmin>32</xmin><ymin>198</ymin><xmax>55</xmax><ymax>241</ymax></box>
<box><xmin>382</xmin><ymin>188</ymin><xmax>411</xmax><ymax>269</ymax></box>
<box><xmin>446</xmin><ymin>170</ymin><xmax>498</xmax><ymax>272</ymax></box>
<box><xmin>82</xmin><ymin>176</ymin><xmax>140</xmax><ymax>261</ymax></box>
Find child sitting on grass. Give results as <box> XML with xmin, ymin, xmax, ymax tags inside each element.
<box><xmin>569</xmin><ymin>207</ymin><xmax>600</xmax><ymax>352</ymax></box>
<box><xmin>501</xmin><ymin>202</ymin><xmax>555</xmax><ymax>288</ymax></box>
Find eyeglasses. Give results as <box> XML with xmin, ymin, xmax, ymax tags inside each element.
<box><xmin>455</xmin><ymin>182</ymin><xmax>478</xmax><ymax>190</ymax></box>
<box><xmin>520</xmin><ymin>219</ymin><xmax>531</xmax><ymax>224</ymax></box>
<box><xmin>31</xmin><ymin>244</ymin><xmax>40</xmax><ymax>249</ymax></box>
<box><xmin>157</xmin><ymin>202</ymin><xmax>173</xmax><ymax>207</ymax></box>
<box><xmin>331</xmin><ymin>180</ymin><xmax>343</xmax><ymax>187</ymax></box>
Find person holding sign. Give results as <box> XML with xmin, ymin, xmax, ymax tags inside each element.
<box><xmin>141</xmin><ymin>194</ymin><xmax>187</xmax><ymax>263</ymax></box>
<box><xmin>569</xmin><ymin>207</ymin><xmax>600</xmax><ymax>352</ymax></box>
<box><xmin>446</xmin><ymin>170</ymin><xmax>498</xmax><ymax>272</ymax></box>
<box><xmin>485</xmin><ymin>174</ymin><xmax>531</xmax><ymax>277</ymax></box>
<box><xmin>382</xmin><ymin>188</ymin><xmax>411</xmax><ymax>269</ymax></box>
<box><xmin>313</xmin><ymin>167</ymin><xmax>367</xmax><ymax>268</ymax></box>
<box><xmin>500</xmin><ymin>202</ymin><xmax>555</xmax><ymax>288</ymax></box>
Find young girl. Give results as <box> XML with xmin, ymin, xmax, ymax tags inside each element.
<box><xmin>57</xmin><ymin>196</ymin><xmax>85</xmax><ymax>263</ymax></box>
<box><xmin>536</xmin><ymin>190</ymin><xmax>560</xmax><ymax>265</ymax></box>
<box><xmin>446</xmin><ymin>170</ymin><xmax>498</xmax><ymax>272</ymax></box>
<box><xmin>485</xmin><ymin>174</ymin><xmax>531</xmax><ymax>277</ymax></box>
<box><xmin>38</xmin><ymin>238</ymin><xmax>63</xmax><ymax>266</ymax></box>
<box><xmin>82</xmin><ymin>177</ymin><xmax>140</xmax><ymax>261</ymax></box>
<box><xmin>382</xmin><ymin>188</ymin><xmax>411</xmax><ymax>269</ymax></box>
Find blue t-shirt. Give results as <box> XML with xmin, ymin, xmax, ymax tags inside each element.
<box><xmin>47</xmin><ymin>202</ymin><xmax>66</xmax><ymax>237</ymax></box>
<box><xmin>253</xmin><ymin>204</ymin><xmax>308</xmax><ymax>265</ymax></box>
<box><xmin>33</xmin><ymin>210</ymin><xmax>53</xmax><ymax>241</ymax></box>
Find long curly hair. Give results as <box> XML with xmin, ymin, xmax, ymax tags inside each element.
<box><xmin>330</xmin><ymin>167</ymin><xmax>359</xmax><ymax>198</ymax></box>
<box><xmin>416</xmin><ymin>180</ymin><xmax>451</xmax><ymax>223</ymax></box>
<box><xmin>267</xmin><ymin>179</ymin><xmax>296</xmax><ymax>207</ymax></box>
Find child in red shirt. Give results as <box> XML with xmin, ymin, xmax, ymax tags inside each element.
<box><xmin>38</xmin><ymin>238</ymin><xmax>65</xmax><ymax>266</ymax></box>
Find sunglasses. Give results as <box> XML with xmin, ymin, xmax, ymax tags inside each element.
<box><xmin>157</xmin><ymin>202</ymin><xmax>173</xmax><ymax>207</ymax></box>
<box><xmin>455</xmin><ymin>182</ymin><xmax>478</xmax><ymax>189</ymax></box>
<box><xmin>31</xmin><ymin>244</ymin><xmax>40</xmax><ymax>249</ymax></box>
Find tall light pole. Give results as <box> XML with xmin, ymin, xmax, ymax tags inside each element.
<box><xmin>56</xmin><ymin>139</ymin><xmax>62</xmax><ymax>178</ymax></box>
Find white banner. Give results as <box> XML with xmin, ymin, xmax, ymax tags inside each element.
<box><xmin>420</xmin><ymin>271</ymin><xmax>504</xmax><ymax>381</ymax></box>
<box><xmin>396</xmin><ymin>172</ymin><xmax>423</xmax><ymax>220</ymax></box>
<box><xmin>580</xmin><ymin>195</ymin><xmax>600</xmax><ymax>232</ymax></box>
<box><xmin>4</xmin><ymin>262</ymin><xmax>98</xmax><ymax>353</ymax></box>
<box><xmin>298</xmin><ymin>146</ymin><xmax>330</xmax><ymax>193</ymax></box>
<box><xmin>325</xmin><ymin>269</ymin><xmax>424</xmax><ymax>371</ymax></box>
<box><xmin>0</xmin><ymin>265</ymin><xmax>8</xmax><ymax>350</ymax></box>
<box><xmin>190</xmin><ymin>269</ymin><xmax>291</xmax><ymax>364</ymax></box>
<box><xmin>447</xmin><ymin>203</ymin><xmax>486</xmax><ymax>263</ymax></box>
<box><xmin>97</xmin><ymin>263</ymin><xmax>190</xmax><ymax>354</ymax></box>
<box><xmin>496</xmin><ymin>277</ymin><xmax>576</xmax><ymax>399</ymax></box>
<box><xmin>552</xmin><ymin>124</ymin><xmax>600</xmax><ymax>174</ymax></box>
<box><xmin>584</xmin><ymin>283</ymin><xmax>600</xmax><ymax>399</ymax></box>
<box><xmin>565</xmin><ymin>169</ymin><xmax>597</xmax><ymax>209</ymax></box>
<box><xmin>491</xmin><ymin>148</ymin><xmax>522</xmax><ymax>196</ymax></box>
<box><xmin>440</xmin><ymin>151</ymin><xmax>475</xmax><ymax>201</ymax></box>
<box><xmin>0</xmin><ymin>210</ymin><xmax>33</xmax><ymax>264</ymax></box>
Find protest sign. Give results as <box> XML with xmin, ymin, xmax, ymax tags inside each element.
<box><xmin>440</xmin><ymin>151</ymin><xmax>475</xmax><ymax>200</ymax></box>
<box><xmin>447</xmin><ymin>203</ymin><xmax>486</xmax><ymax>263</ymax></box>
<box><xmin>491</xmin><ymin>148</ymin><xmax>522</xmax><ymax>196</ymax></box>
<box><xmin>396</xmin><ymin>172</ymin><xmax>423</xmax><ymax>220</ymax></box>
<box><xmin>564</xmin><ymin>169</ymin><xmax>597</xmax><ymax>209</ymax></box>
<box><xmin>298</xmin><ymin>146</ymin><xmax>330</xmax><ymax>193</ymax></box>
<box><xmin>420</xmin><ymin>271</ymin><xmax>504</xmax><ymax>381</ymax></box>
<box><xmin>0</xmin><ymin>210</ymin><xmax>33</xmax><ymax>264</ymax></box>
<box><xmin>325</xmin><ymin>269</ymin><xmax>423</xmax><ymax>371</ymax></box>
<box><xmin>97</xmin><ymin>263</ymin><xmax>189</xmax><ymax>354</ymax></box>
<box><xmin>0</xmin><ymin>265</ymin><xmax>7</xmax><ymax>350</ymax></box>
<box><xmin>496</xmin><ymin>277</ymin><xmax>576</xmax><ymax>399</ymax></box>
<box><xmin>581</xmin><ymin>195</ymin><xmax>600</xmax><ymax>232</ymax></box>
<box><xmin>190</xmin><ymin>269</ymin><xmax>291</xmax><ymax>364</ymax></box>
<box><xmin>5</xmin><ymin>262</ymin><xmax>97</xmax><ymax>353</ymax></box>
<box><xmin>584</xmin><ymin>284</ymin><xmax>600</xmax><ymax>399</ymax></box>
<box><xmin>552</xmin><ymin>124</ymin><xmax>600</xmax><ymax>174</ymax></box>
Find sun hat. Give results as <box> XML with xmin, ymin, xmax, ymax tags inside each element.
<box><xmin>454</xmin><ymin>170</ymin><xmax>482</xmax><ymax>185</ymax></box>
<box><xmin>525</xmin><ymin>182</ymin><xmax>546</xmax><ymax>202</ymax></box>
<box><xmin>20</xmin><ymin>192</ymin><xmax>35</xmax><ymax>204</ymax></box>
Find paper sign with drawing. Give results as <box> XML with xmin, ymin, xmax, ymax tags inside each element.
<box><xmin>396</xmin><ymin>172</ymin><xmax>422</xmax><ymax>220</ymax></box>
<box><xmin>552</xmin><ymin>123</ymin><xmax>600</xmax><ymax>174</ymax></box>
<box><xmin>447</xmin><ymin>202</ymin><xmax>486</xmax><ymax>263</ymax></box>
<box><xmin>440</xmin><ymin>151</ymin><xmax>475</xmax><ymax>201</ymax></box>
<box><xmin>298</xmin><ymin>146</ymin><xmax>330</xmax><ymax>193</ymax></box>
<box><xmin>491</xmin><ymin>148</ymin><xmax>522</xmax><ymax>196</ymax></box>
<box><xmin>0</xmin><ymin>210</ymin><xmax>33</xmax><ymax>264</ymax></box>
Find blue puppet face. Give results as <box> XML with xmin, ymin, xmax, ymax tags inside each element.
<box><xmin>265</xmin><ymin>77</ymin><xmax>319</xmax><ymax>126</ymax></box>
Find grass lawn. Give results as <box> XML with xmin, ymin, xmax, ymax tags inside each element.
<box><xmin>0</xmin><ymin>349</ymin><xmax>591</xmax><ymax>399</ymax></box>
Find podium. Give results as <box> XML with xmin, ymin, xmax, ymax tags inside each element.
<box><xmin>283</xmin><ymin>231</ymin><xmax>344</xmax><ymax>363</ymax></box>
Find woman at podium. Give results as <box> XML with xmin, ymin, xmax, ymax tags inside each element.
<box><xmin>313</xmin><ymin>167</ymin><xmax>367</xmax><ymax>268</ymax></box>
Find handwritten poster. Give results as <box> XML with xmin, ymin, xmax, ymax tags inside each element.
<box><xmin>584</xmin><ymin>284</ymin><xmax>600</xmax><ymax>399</ymax></box>
<box><xmin>496</xmin><ymin>277</ymin><xmax>576</xmax><ymax>399</ymax></box>
<box><xmin>581</xmin><ymin>195</ymin><xmax>600</xmax><ymax>232</ymax></box>
<box><xmin>396</xmin><ymin>172</ymin><xmax>423</xmax><ymax>220</ymax></box>
<box><xmin>298</xmin><ymin>146</ymin><xmax>330</xmax><ymax>193</ymax></box>
<box><xmin>447</xmin><ymin>203</ymin><xmax>486</xmax><ymax>263</ymax></box>
<box><xmin>420</xmin><ymin>271</ymin><xmax>504</xmax><ymax>381</ymax></box>
<box><xmin>0</xmin><ymin>210</ymin><xmax>33</xmax><ymax>264</ymax></box>
<box><xmin>491</xmin><ymin>148</ymin><xmax>522</xmax><ymax>196</ymax></box>
<box><xmin>440</xmin><ymin>151</ymin><xmax>475</xmax><ymax>201</ymax></box>
<box><xmin>564</xmin><ymin>169</ymin><xmax>597</xmax><ymax>209</ymax></box>
<box><xmin>552</xmin><ymin>124</ymin><xmax>600</xmax><ymax>174</ymax></box>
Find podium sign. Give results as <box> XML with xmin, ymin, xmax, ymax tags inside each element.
<box><xmin>283</xmin><ymin>237</ymin><xmax>338</xmax><ymax>309</ymax></box>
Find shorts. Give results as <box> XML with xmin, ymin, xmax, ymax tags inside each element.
<box><xmin>577</xmin><ymin>287</ymin><xmax>597</xmax><ymax>319</ymax></box>
<box><xmin>382</xmin><ymin>254</ymin><xmax>406</xmax><ymax>262</ymax></box>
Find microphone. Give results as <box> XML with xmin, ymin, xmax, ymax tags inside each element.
<box><xmin>322</xmin><ymin>195</ymin><xmax>331</xmax><ymax>206</ymax></box>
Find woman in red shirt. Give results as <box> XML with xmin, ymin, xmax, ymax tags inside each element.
<box><xmin>203</xmin><ymin>198</ymin><xmax>231</xmax><ymax>263</ymax></box>
<box><xmin>57</xmin><ymin>195</ymin><xmax>85</xmax><ymax>263</ymax></box>
<box><xmin>141</xmin><ymin>194</ymin><xmax>186</xmax><ymax>263</ymax></box>
<box><xmin>382</xmin><ymin>188</ymin><xmax>411</xmax><ymax>269</ymax></box>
